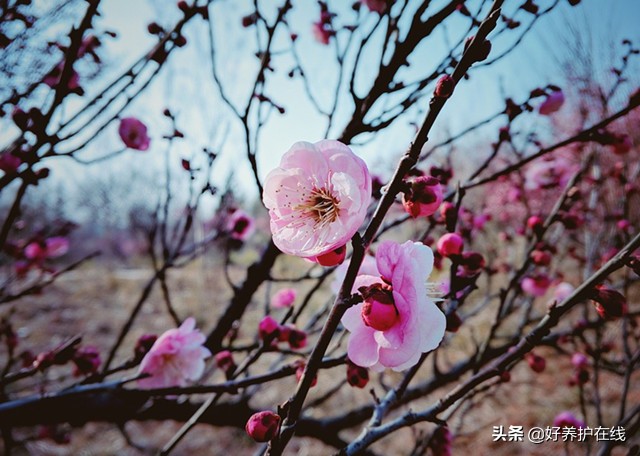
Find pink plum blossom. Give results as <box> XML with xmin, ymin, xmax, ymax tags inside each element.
<box><xmin>24</xmin><ymin>237</ymin><xmax>69</xmax><ymax>262</ymax></box>
<box><xmin>553</xmin><ymin>411</ymin><xmax>585</xmax><ymax>429</ymax></box>
<box><xmin>524</xmin><ymin>157</ymin><xmax>575</xmax><ymax>190</ymax></box>
<box><xmin>538</xmin><ymin>90</ymin><xmax>564</xmax><ymax>115</ymax></box>
<box><xmin>271</xmin><ymin>288</ymin><xmax>296</xmax><ymax>308</ymax></box>
<box><xmin>137</xmin><ymin>317</ymin><xmax>211</xmax><ymax>388</ymax></box>
<box><xmin>521</xmin><ymin>274</ymin><xmax>552</xmax><ymax>297</ymax></box>
<box><xmin>226</xmin><ymin>209</ymin><xmax>255</xmax><ymax>241</ymax></box>
<box><xmin>262</xmin><ymin>140</ymin><xmax>371</xmax><ymax>259</ymax></box>
<box><xmin>553</xmin><ymin>282</ymin><xmax>575</xmax><ymax>302</ymax></box>
<box><xmin>118</xmin><ymin>117</ymin><xmax>150</xmax><ymax>151</ymax></box>
<box><xmin>341</xmin><ymin>241</ymin><xmax>446</xmax><ymax>371</ymax></box>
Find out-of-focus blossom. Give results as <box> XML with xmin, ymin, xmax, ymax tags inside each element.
<box><xmin>43</xmin><ymin>62</ymin><xmax>82</xmax><ymax>93</ymax></box>
<box><xmin>553</xmin><ymin>411</ymin><xmax>585</xmax><ymax>429</ymax></box>
<box><xmin>521</xmin><ymin>274</ymin><xmax>552</xmax><ymax>297</ymax></box>
<box><xmin>538</xmin><ymin>90</ymin><xmax>564</xmax><ymax>115</ymax></box>
<box><xmin>524</xmin><ymin>157</ymin><xmax>574</xmax><ymax>190</ymax></box>
<box><xmin>0</xmin><ymin>152</ymin><xmax>21</xmax><ymax>174</ymax></box>
<box><xmin>553</xmin><ymin>282</ymin><xmax>575</xmax><ymax>302</ymax></box>
<box><xmin>271</xmin><ymin>288</ymin><xmax>296</xmax><ymax>308</ymax></box>
<box><xmin>571</xmin><ymin>353</ymin><xmax>589</xmax><ymax>370</ymax></box>
<box><xmin>24</xmin><ymin>237</ymin><xmax>69</xmax><ymax>263</ymax></box>
<box><xmin>526</xmin><ymin>352</ymin><xmax>546</xmax><ymax>373</ymax></box>
<box><xmin>118</xmin><ymin>117</ymin><xmax>150</xmax><ymax>151</ymax></box>
<box><xmin>226</xmin><ymin>209</ymin><xmax>255</xmax><ymax>242</ymax></box>
<box><xmin>263</xmin><ymin>140</ymin><xmax>371</xmax><ymax>259</ymax></box>
<box><xmin>429</xmin><ymin>426</ymin><xmax>453</xmax><ymax>456</ymax></box>
<box><xmin>361</xmin><ymin>0</ymin><xmax>391</xmax><ymax>14</ymax></box>
<box><xmin>437</xmin><ymin>233</ymin><xmax>463</xmax><ymax>258</ymax></box>
<box><xmin>137</xmin><ymin>318</ymin><xmax>211</xmax><ymax>388</ymax></box>
<box><xmin>312</xmin><ymin>22</ymin><xmax>333</xmax><ymax>44</ymax></box>
<box><xmin>72</xmin><ymin>346</ymin><xmax>101</xmax><ymax>376</ymax></box>
<box><xmin>341</xmin><ymin>241</ymin><xmax>446</xmax><ymax>371</ymax></box>
<box><xmin>258</xmin><ymin>315</ymin><xmax>281</xmax><ymax>342</ymax></box>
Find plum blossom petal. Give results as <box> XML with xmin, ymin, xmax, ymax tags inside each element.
<box><xmin>119</xmin><ymin>117</ymin><xmax>150</xmax><ymax>151</ymax></box>
<box><xmin>137</xmin><ymin>317</ymin><xmax>211</xmax><ymax>389</ymax></box>
<box><xmin>263</xmin><ymin>140</ymin><xmax>371</xmax><ymax>258</ymax></box>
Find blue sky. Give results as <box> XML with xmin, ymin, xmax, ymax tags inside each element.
<box><xmin>4</xmin><ymin>0</ymin><xmax>640</xmax><ymax>210</ymax></box>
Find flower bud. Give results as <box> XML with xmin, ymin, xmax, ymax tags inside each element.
<box><xmin>311</xmin><ymin>245</ymin><xmax>346</xmax><ymax>266</ymax></box>
<box><xmin>286</xmin><ymin>326</ymin><xmax>308</xmax><ymax>350</ymax></box>
<box><xmin>258</xmin><ymin>315</ymin><xmax>281</xmax><ymax>342</ymax></box>
<box><xmin>527</xmin><ymin>215</ymin><xmax>544</xmax><ymax>236</ymax></box>
<box><xmin>295</xmin><ymin>360</ymin><xmax>317</xmax><ymax>387</ymax></box>
<box><xmin>215</xmin><ymin>350</ymin><xmax>235</xmax><ymax>374</ymax></box>
<box><xmin>526</xmin><ymin>352</ymin><xmax>546</xmax><ymax>373</ymax></box>
<box><xmin>245</xmin><ymin>411</ymin><xmax>281</xmax><ymax>442</ymax></box>
<box><xmin>437</xmin><ymin>233</ymin><xmax>463</xmax><ymax>257</ymax></box>
<box><xmin>435</xmin><ymin>75</ymin><xmax>455</xmax><ymax>98</ymax></box>
<box><xmin>538</xmin><ymin>90</ymin><xmax>565</xmax><ymax>115</ymax></box>
<box><xmin>521</xmin><ymin>274</ymin><xmax>551</xmax><ymax>297</ymax></box>
<box><xmin>72</xmin><ymin>346</ymin><xmax>101</xmax><ymax>376</ymax></box>
<box><xmin>359</xmin><ymin>283</ymin><xmax>398</xmax><ymax>331</ymax></box>
<box><xmin>402</xmin><ymin>176</ymin><xmax>443</xmax><ymax>218</ymax></box>
<box><xmin>571</xmin><ymin>353</ymin><xmax>588</xmax><ymax>369</ymax></box>
<box><xmin>346</xmin><ymin>361</ymin><xmax>369</xmax><ymax>388</ymax></box>
<box><xmin>590</xmin><ymin>286</ymin><xmax>627</xmax><ymax>320</ymax></box>
<box><xmin>530</xmin><ymin>249</ymin><xmax>551</xmax><ymax>266</ymax></box>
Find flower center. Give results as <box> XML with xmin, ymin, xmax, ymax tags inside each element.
<box><xmin>297</xmin><ymin>187</ymin><xmax>340</xmax><ymax>228</ymax></box>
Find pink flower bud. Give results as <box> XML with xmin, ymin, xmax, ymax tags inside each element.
<box><xmin>271</xmin><ymin>288</ymin><xmax>296</xmax><ymax>308</ymax></box>
<box><xmin>435</xmin><ymin>75</ymin><xmax>455</xmax><ymax>98</ymax></box>
<box><xmin>527</xmin><ymin>215</ymin><xmax>544</xmax><ymax>236</ymax></box>
<box><xmin>402</xmin><ymin>176</ymin><xmax>443</xmax><ymax>218</ymax></box>
<box><xmin>118</xmin><ymin>117</ymin><xmax>150</xmax><ymax>151</ymax></box>
<box><xmin>437</xmin><ymin>233</ymin><xmax>463</xmax><ymax>257</ymax></box>
<box><xmin>521</xmin><ymin>274</ymin><xmax>552</xmax><ymax>297</ymax></box>
<box><xmin>359</xmin><ymin>283</ymin><xmax>398</xmax><ymax>331</ymax></box>
<box><xmin>526</xmin><ymin>352</ymin><xmax>546</xmax><ymax>373</ymax></box>
<box><xmin>346</xmin><ymin>361</ymin><xmax>369</xmax><ymax>388</ymax></box>
<box><xmin>245</xmin><ymin>411</ymin><xmax>281</xmax><ymax>442</ymax></box>
<box><xmin>611</xmin><ymin>134</ymin><xmax>632</xmax><ymax>155</ymax></box>
<box><xmin>571</xmin><ymin>353</ymin><xmax>588</xmax><ymax>370</ymax></box>
<box><xmin>258</xmin><ymin>315</ymin><xmax>281</xmax><ymax>341</ymax></box>
<box><xmin>215</xmin><ymin>350</ymin><xmax>235</xmax><ymax>373</ymax></box>
<box><xmin>530</xmin><ymin>249</ymin><xmax>551</xmax><ymax>266</ymax></box>
<box><xmin>538</xmin><ymin>90</ymin><xmax>565</xmax><ymax>115</ymax></box>
<box><xmin>591</xmin><ymin>286</ymin><xmax>627</xmax><ymax>320</ymax></box>
<box><xmin>553</xmin><ymin>411</ymin><xmax>584</xmax><ymax>429</ymax></box>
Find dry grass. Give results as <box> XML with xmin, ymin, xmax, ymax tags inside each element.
<box><xmin>2</xmin><ymin>252</ymin><xmax>638</xmax><ymax>455</ymax></box>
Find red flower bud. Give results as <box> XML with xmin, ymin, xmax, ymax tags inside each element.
<box><xmin>402</xmin><ymin>176</ymin><xmax>443</xmax><ymax>218</ymax></box>
<box><xmin>437</xmin><ymin>232</ymin><xmax>464</xmax><ymax>257</ymax></box>
<box><xmin>591</xmin><ymin>286</ymin><xmax>627</xmax><ymax>320</ymax></box>
<box><xmin>346</xmin><ymin>360</ymin><xmax>369</xmax><ymax>388</ymax></box>
<box><xmin>245</xmin><ymin>411</ymin><xmax>281</xmax><ymax>442</ymax></box>
<box><xmin>435</xmin><ymin>75</ymin><xmax>455</xmax><ymax>98</ymax></box>
<box><xmin>72</xmin><ymin>346</ymin><xmax>101</xmax><ymax>376</ymax></box>
<box><xmin>359</xmin><ymin>283</ymin><xmax>398</xmax><ymax>331</ymax></box>
<box><xmin>312</xmin><ymin>245</ymin><xmax>346</xmax><ymax>266</ymax></box>
<box><xmin>258</xmin><ymin>315</ymin><xmax>281</xmax><ymax>342</ymax></box>
<box><xmin>526</xmin><ymin>352</ymin><xmax>546</xmax><ymax>373</ymax></box>
<box><xmin>215</xmin><ymin>350</ymin><xmax>236</xmax><ymax>373</ymax></box>
<box><xmin>134</xmin><ymin>334</ymin><xmax>157</xmax><ymax>360</ymax></box>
